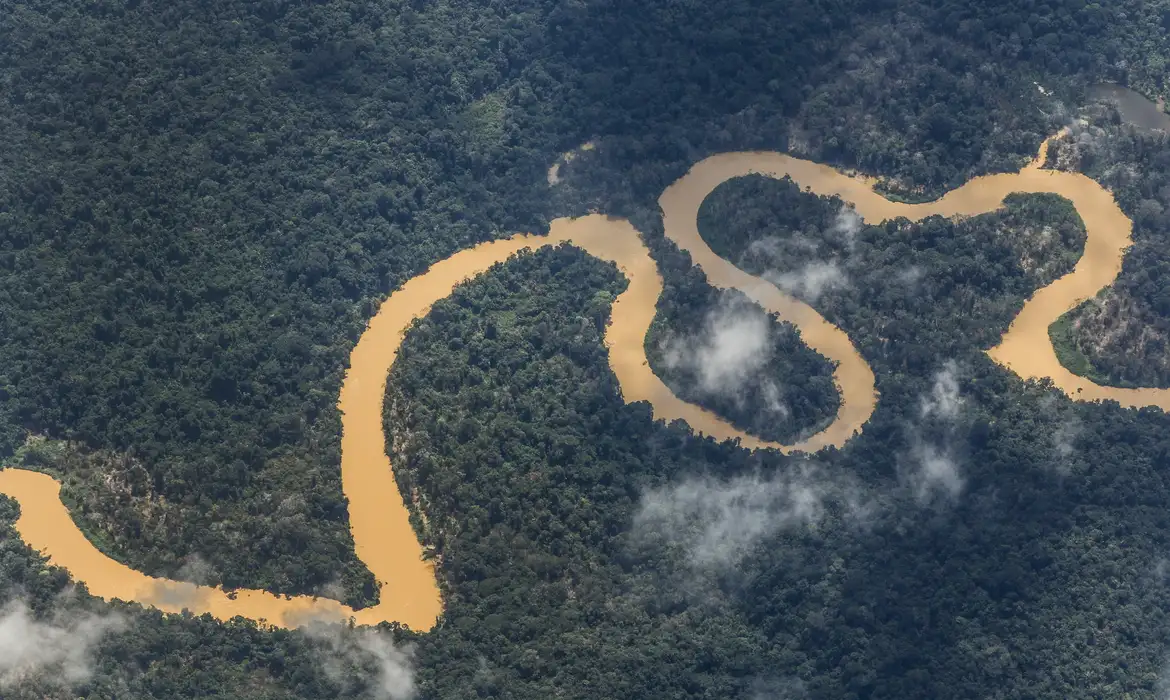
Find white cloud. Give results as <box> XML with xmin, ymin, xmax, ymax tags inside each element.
<box><xmin>1036</xmin><ymin>394</ymin><xmax>1081</xmax><ymax>474</ymax></box>
<box><xmin>176</xmin><ymin>553</ymin><xmax>216</xmax><ymax>585</ymax></box>
<box><xmin>1153</xmin><ymin>557</ymin><xmax>1169</xmax><ymax>584</ymax></box>
<box><xmin>315</xmin><ymin>577</ymin><xmax>348</xmax><ymax>601</ymax></box>
<box><xmin>747</xmin><ymin>236</ymin><xmax>786</xmax><ymax>260</ymax></box>
<box><xmin>746</xmin><ymin>235</ymin><xmax>819</xmax><ymax>261</ymax></box>
<box><xmin>0</xmin><ymin>598</ymin><xmax>125</xmax><ymax>689</ymax></box>
<box><xmin>1052</xmin><ymin>417</ymin><xmax>1080</xmax><ymax>461</ymax></box>
<box><xmin>760</xmin><ymin>380</ymin><xmax>789</xmax><ymax>417</ymax></box>
<box><xmin>904</xmin><ymin>442</ymin><xmax>964</xmax><ymax>503</ymax></box>
<box><xmin>764</xmin><ymin>261</ymin><xmax>849</xmax><ymax>302</ymax></box>
<box><xmin>742</xmin><ymin>205</ymin><xmax>857</xmax><ymax>303</ymax></box>
<box><xmin>920</xmin><ymin>362</ymin><xmax>963</xmax><ymax>421</ymax></box>
<box><xmin>306</xmin><ymin>622</ymin><xmax>416</xmax><ymax>700</ymax></box>
<box><xmin>143</xmin><ymin>579</ymin><xmax>206</xmax><ymax>609</ymax></box>
<box><xmin>662</xmin><ymin>299</ymin><xmax>787</xmax><ymax>415</ymax></box>
<box><xmin>746</xmin><ymin>205</ymin><xmax>858</xmax><ymax>261</ymax></box>
<box><xmin>633</xmin><ymin>466</ymin><xmax>867</xmax><ymax>570</ymax></box>
<box><xmin>832</xmin><ymin>206</ymin><xmax>862</xmax><ymax>251</ymax></box>
<box><xmin>900</xmin><ymin>363</ymin><xmax>967</xmax><ymax>504</ymax></box>
<box><xmin>897</xmin><ymin>265</ymin><xmax>923</xmax><ymax>287</ymax></box>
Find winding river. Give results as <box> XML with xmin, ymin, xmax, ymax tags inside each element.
<box><xmin>0</xmin><ymin>129</ymin><xmax>1157</xmax><ymax>631</ymax></box>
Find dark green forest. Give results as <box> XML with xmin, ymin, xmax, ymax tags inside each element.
<box><xmin>6</xmin><ymin>0</ymin><xmax>1170</xmax><ymax>697</ymax></box>
<box><xmin>1047</xmin><ymin>113</ymin><xmax>1170</xmax><ymax>389</ymax></box>
<box><xmin>644</xmin><ymin>280</ymin><xmax>841</xmax><ymax>446</ymax></box>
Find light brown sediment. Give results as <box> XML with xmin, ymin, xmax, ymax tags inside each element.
<box><xmin>547</xmin><ymin>216</ymin><xmax>808</xmax><ymax>451</ymax></box>
<box><xmin>659</xmin><ymin>157</ymin><xmax>879</xmax><ymax>452</ymax></box>
<box><xmin>336</xmin><ymin>232</ymin><xmax>558</xmax><ymax>631</ymax></box>
<box><xmin>0</xmin><ymin>215</ymin><xmax>804</xmax><ymax>630</ymax></box>
<box><xmin>1</xmin><ymin>129</ymin><xmax>1157</xmax><ymax>631</ymax></box>
<box><xmin>0</xmin><ymin>468</ymin><xmax>354</xmax><ymax>628</ymax></box>
<box><xmin>666</xmin><ymin>129</ymin><xmax>1158</xmax><ymax>409</ymax></box>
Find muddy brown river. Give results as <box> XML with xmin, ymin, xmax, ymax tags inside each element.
<box><xmin>0</xmin><ymin>130</ymin><xmax>1155</xmax><ymax>630</ymax></box>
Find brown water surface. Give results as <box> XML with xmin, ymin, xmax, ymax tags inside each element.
<box><xmin>1</xmin><ymin>130</ymin><xmax>1157</xmax><ymax>630</ymax></box>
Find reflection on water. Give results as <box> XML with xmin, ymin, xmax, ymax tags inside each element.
<box><xmin>1088</xmin><ymin>83</ymin><xmax>1170</xmax><ymax>131</ymax></box>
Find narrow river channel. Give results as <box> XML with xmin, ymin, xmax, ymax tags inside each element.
<box><xmin>0</xmin><ymin>129</ymin><xmax>1152</xmax><ymax>630</ymax></box>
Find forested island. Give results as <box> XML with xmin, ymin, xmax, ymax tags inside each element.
<box><xmin>7</xmin><ymin>0</ymin><xmax>1170</xmax><ymax>697</ymax></box>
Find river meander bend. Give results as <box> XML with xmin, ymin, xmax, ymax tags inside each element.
<box><xmin>0</xmin><ymin>130</ymin><xmax>1154</xmax><ymax>631</ymax></box>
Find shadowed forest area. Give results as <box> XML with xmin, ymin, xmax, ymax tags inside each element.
<box><xmin>6</xmin><ymin>0</ymin><xmax>1170</xmax><ymax>697</ymax></box>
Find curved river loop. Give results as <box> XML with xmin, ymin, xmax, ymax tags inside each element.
<box><xmin>0</xmin><ymin>130</ymin><xmax>1156</xmax><ymax>631</ymax></box>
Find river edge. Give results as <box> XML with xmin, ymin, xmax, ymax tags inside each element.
<box><xmin>1</xmin><ymin>128</ymin><xmax>1159</xmax><ymax>630</ymax></box>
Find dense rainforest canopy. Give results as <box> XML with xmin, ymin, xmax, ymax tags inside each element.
<box><xmin>5</xmin><ymin>0</ymin><xmax>1170</xmax><ymax>697</ymax></box>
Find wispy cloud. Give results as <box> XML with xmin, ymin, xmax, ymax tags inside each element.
<box><xmin>764</xmin><ymin>261</ymin><xmax>849</xmax><ymax>303</ymax></box>
<box><xmin>903</xmin><ymin>362</ymin><xmax>966</xmax><ymax>503</ymax></box>
<box><xmin>746</xmin><ymin>234</ymin><xmax>819</xmax><ymax>261</ymax></box>
<box><xmin>142</xmin><ymin>579</ymin><xmax>208</xmax><ymax>610</ymax></box>
<box><xmin>305</xmin><ymin>622</ymin><xmax>416</xmax><ymax>700</ymax></box>
<box><xmin>0</xmin><ymin>597</ymin><xmax>125</xmax><ymax>690</ymax></box>
<box><xmin>749</xmin><ymin>676</ymin><xmax>809</xmax><ymax>699</ymax></box>
<box><xmin>832</xmin><ymin>206</ymin><xmax>862</xmax><ymax>251</ymax></box>
<box><xmin>897</xmin><ymin>265</ymin><xmax>924</xmax><ymax>289</ymax></box>
<box><xmin>742</xmin><ymin>204</ymin><xmax>858</xmax><ymax>303</ymax></box>
<box><xmin>1157</xmin><ymin>658</ymin><xmax>1170</xmax><ymax>700</ymax></box>
<box><xmin>919</xmin><ymin>361</ymin><xmax>963</xmax><ymax>421</ymax></box>
<box><xmin>315</xmin><ymin>576</ymin><xmax>348</xmax><ymax>602</ymax></box>
<box><xmin>902</xmin><ymin>442</ymin><xmax>964</xmax><ymax>503</ymax></box>
<box><xmin>761</xmin><ymin>380</ymin><xmax>787</xmax><ymax>416</ymax></box>
<box><xmin>176</xmin><ymin>553</ymin><xmax>216</xmax><ymax>585</ymax></box>
<box><xmin>1037</xmin><ymin>394</ymin><xmax>1082</xmax><ymax>474</ymax></box>
<box><xmin>746</xmin><ymin>236</ymin><xmax>784</xmax><ymax>260</ymax></box>
<box><xmin>1052</xmin><ymin>417</ymin><xmax>1080</xmax><ymax>461</ymax></box>
<box><xmin>632</xmin><ymin>465</ymin><xmax>868</xmax><ymax>571</ymax></box>
<box><xmin>661</xmin><ymin>298</ymin><xmax>788</xmax><ymax>416</ymax></box>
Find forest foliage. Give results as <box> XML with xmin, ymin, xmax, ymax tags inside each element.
<box><xmin>4</xmin><ymin>0</ymin><xmax>1170</xmax><ymax>697</ymax></box>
